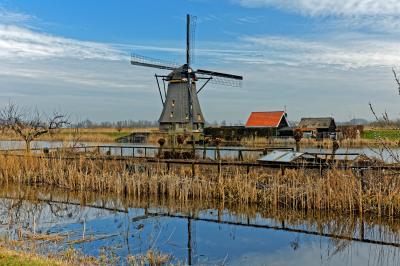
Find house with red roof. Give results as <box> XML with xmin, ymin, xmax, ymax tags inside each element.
<box><xmin>246</xmin><ymin>111</ymin><xmax>289</xmax><ymax>128</ymax></box>
<box><xmin>245</xmin><ymin>111</ymin><xmax>292</xmax><ymax>137</ymax></box>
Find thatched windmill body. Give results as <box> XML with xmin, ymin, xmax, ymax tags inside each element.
<box><xmin>131</xmin><ymin>14</ymin><xmax>243</xmax><ymax>133</ymax></box>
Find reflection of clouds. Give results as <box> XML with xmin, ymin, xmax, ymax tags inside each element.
<box><xmin>229</xmin><ymin>240</ymin><xmax>400</xmax><ymax>266</ymax></box>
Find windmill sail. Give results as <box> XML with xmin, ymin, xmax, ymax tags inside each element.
<box><xmin>196</xmin><ymin>69</ymin><xmax>243</xmax><ymax>80</ymax></box>
<box><xmin>131</xmin><ymin>54</ymin><xmax>177</xmax><ymax>70</ymax></box>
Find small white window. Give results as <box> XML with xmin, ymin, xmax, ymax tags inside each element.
<box><xmin>170</xmin><ymin>112</ymin><xmax>174</xmax><ymax>118</ymax></box>
<box><xmin>172</xmin><ymin>100</ymin><xmax>175</xmax><ymax>107</ymax></box>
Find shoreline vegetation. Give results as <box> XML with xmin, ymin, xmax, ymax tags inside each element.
<box><xmin>0</xmin><ymin>244</ymin><xmax>176</xmax><ymax>266</ymax></box>
<box><xmin>0</xmin><ymin>153</ymin><xmax>399</xmax><ymax>218</ymax></box>
<box><xmin>0</xmin><ymin>127</ymin><xmax>399</xmax><ymax>148</ymax></box>
<box><xmin>0</xmin><ymin>246</ymin><xmax>66</xmax><ymax>266</ymax></box>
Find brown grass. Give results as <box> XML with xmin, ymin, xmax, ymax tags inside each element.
<box><xmin>0</xmin><ymin>245</ymin><xmax>67</xmax><ymax>266</ymax></box>
<box><xmin>0</xmin><ymin>153</ymin><xmax>399</xmax><ymax>218</ymax></box>
<box><xmin>0</xmin><ymin>127</ymin><xmax>159</xmax><ymax>143</ymax></box>
<box><xmin>240</xmin><ymin>136</ymin><xmax>400</xmax><ymax>148</ymax></box>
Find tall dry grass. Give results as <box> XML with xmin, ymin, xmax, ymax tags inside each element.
<box><xmin>240</xmin><ymin>136</ymin><xmax>400</xmax><ymax>148</ymax></box>
<box><xmin>0</xmin><ymin>127</ymin><xmax>159</xmax><ymax>143</ymax></box>
<box><xmin>0</xmin><ymin>154</ymin><xmax>399</xmax><ymax>218</ymax></box>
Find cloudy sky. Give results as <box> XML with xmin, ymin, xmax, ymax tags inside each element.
<box><xmin>0</xmin><ymin>0</ymin><xmax>399</xmax><ymax>123</ymax></box>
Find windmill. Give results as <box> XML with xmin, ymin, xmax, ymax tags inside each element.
<box><xmin>130</xmin><ymin>14</ymin><xmax>243</xmax><ymax>133</ymax></box>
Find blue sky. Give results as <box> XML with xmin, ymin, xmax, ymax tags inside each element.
<box><xmin>0</xmin><ymin>0</ymin><xmax>399</xmax><ymax>123</ymax></box>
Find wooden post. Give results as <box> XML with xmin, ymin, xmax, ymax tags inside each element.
<box><xmin>281</xmin><ymin>166</ymin><xmax>285</xmax><ymax>175</ymax></box>
<box><xmin>192</xmin><ymin>162</ymin><xmax>195</xmax><ymax>178</ymax></box>
<box><xmin>192</xmin><ymin>136</ymin><xmax>196</xmax><ymax>159</ymax></box>
<box><xmin>120</xmin><ymin>147</ymin><xmax>123</xmax><ymax>157</ymax></box>
<box><xmin>238</xmin><ymin>150</ymin><xmax>243</xmax><ymax>161</ymax></box>
<box><xmin>247</xmin><ymin>165</ymin><xmax>250</xmax><ymax>175</ymax></box>
<box><xmin>167</xmin><ymin>162</ymin><xmax>170</xmax><ymax>173</ymax></box>
<box><xmin>144</xmin><ymin>147</ymin><xmax>147</xmax><ymax>158</ymax></box>
<box><xmin>132</xmin><ymin>147</ymin><xmax>135</xmax><ymax>158</ymax></box>
<box><xmin>359</xmin><ymin>216</ymin><xmax>364</xmax><ymax>240</ymax></box>
<box><xmin>360</xmin><ymin>169</ymin><xmax>365</xmax><ymax>191</ymax></box>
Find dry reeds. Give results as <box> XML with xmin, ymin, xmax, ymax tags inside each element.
<box><xmin>0</xmin><ymin>154</ymin><xmax>400</xmax><ymax>218</ymax></box>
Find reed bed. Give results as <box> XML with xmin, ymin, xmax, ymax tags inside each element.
<box><xmin>240</xmin><ymin>136</ymin><xmax>400</xmax><ymax>148</ymax></box>
<box><xmin>0</xmin><ymin>154</ymin><xmax>400</xmax><ymax>218</ymax></box>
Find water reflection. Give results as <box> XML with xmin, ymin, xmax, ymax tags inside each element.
<box><xmin>0</xmin><ymin>140</ymin><xmax>399</xmax><ymax>162</ymax></box>
<box><xmin>0</xmin><ymin>185</ymin><xmax>399</xmax><ymax>265</ymax></box>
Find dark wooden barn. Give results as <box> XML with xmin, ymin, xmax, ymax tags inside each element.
<box><xmin>297</xmin><ymin>117</ymin><xmax>336</xmax><ymax>139</ymax></box>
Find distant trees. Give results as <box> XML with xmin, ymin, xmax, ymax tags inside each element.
<box><xmin>0</xmin><ymin>103</ymin><xmax>69</xmax><ymax>152</ymax></box>
<box><xmin>74</xmin><ymin>119</ymin><xmax>158</xmax><ymax>129</ymax></box>
<box><xmin>116</xmin><ymin>121</ymin><xmax>124</xmax><ymax>132</ymax></box>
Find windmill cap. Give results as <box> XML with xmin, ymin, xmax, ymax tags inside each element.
<box><xmin>167</xmin><ymin>64</ymin><xmax>196</xmax><ymax>81</ymax></box>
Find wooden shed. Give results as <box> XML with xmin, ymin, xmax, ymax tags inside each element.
<box><xmin>297</xmin><ymin>117</ymin><xmax>336</xmax><ymax>139</ymax></box>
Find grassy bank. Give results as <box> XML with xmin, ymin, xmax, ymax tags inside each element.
<box><xmin>0</xmin><ymin>153</ymin><xmax>399</xmax><ymax>218</ymax></box>
<box><xmin>0</xmin><ymin>127</ymin><xmax>159</xmax><ymax>143</ymax></box>
<box><xmin>362</xmin><ymin>129</ymin><xmax>400</xmax><ymax>141</ymax></box>
<box><xmin>0</xmin><ymin>246</ymin><xmax>65</xmax><ymax>266</ymax></box>
<box><xmin>0</xmin><ymin>244</ymin><xmax>173</xmax><ymax>266</ymax></box>
<box><xmin>241</xmin><ymin>135</ymin><xmax>400</xmax><ymax>148</ymax></box>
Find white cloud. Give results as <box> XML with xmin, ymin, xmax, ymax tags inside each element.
<box><xmin>0</xmin><ymin>7</ymin><xmax>33</xmax><ymax>24</ymax></box>
<box><xmin>0</xmin><ymin>25</ymin><xmax>125</xmax><ymax>60</ymax></box>
<box><xmin>236</xmin><ymin>0</ymin><xmax>400</xmax><ymax>32</ymax></box>
<box><xmin>236</xmin><ymin>0</ymin><xmax>400</xmax><ymax>17</ymax></box>
<box><xmin>238</xmin><ymin>35</ymin><xmax>400</xmax><ymax>69</ymax></box>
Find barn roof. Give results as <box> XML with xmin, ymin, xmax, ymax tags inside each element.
<box><xmin>245</xmin><ymin>111</ymin><xmax>287</xmax><ymax>128</ymax></box>
<box><xmin>298</xmin><ymin>117</ymin><xmax>335</xmax><ymax>129</ymax></box>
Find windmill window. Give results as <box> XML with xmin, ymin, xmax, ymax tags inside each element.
<box><xmin>172</xmin><ymin>100</ymin><xmax>175</xmax><ymax>107</ymax></box>
<box><xmin>185</xmin><ymin>114</ymin><xmax>189</xmax><ymax>120</ymax></box>
<box><xmin>170</xmin><ymin>112</ymin><xmax>174</xmax><ymax>118</ymax></box>
<box><xmin>197</xmin><ymin>114</ymin><xmax>201</xmax><ymax>121</ymax></box>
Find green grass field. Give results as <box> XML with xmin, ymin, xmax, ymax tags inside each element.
<box><xmin>362</xmin><ymin>129</ymin><xmax>400</xmax><ymax>140</ymax></box>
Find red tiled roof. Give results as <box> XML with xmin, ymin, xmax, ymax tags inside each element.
<box><xmin>245</xmin><ymin>111</ymin><xmax>286</xmax><ymax>128</ymax></box>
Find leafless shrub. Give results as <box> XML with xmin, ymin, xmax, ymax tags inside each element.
<box><xmin>392</xmin><ymin>67</ymin><xmax>400</xmax><ymax>95</ymax></box>
<box><xmin>0</xmin><ymin>102</ymin><xmax>69</xmax><ymax>152</ymax></box>
<box><xmin>366</xmin><ymin>69</ymin><xmax>400</xmax><ymax>163</ymax></box>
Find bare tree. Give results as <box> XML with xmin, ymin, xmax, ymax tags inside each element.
<box><xmin>365</xmin><ymin>69</ymin><xmax>400</xmax><ymax>163</ymax></box>
<box><xmin>0</xmin><ymin>103</ymin><xmax>69</xmax><ymax>152</ymax></box>
<box><xmin>393</xmin><ymin>68</ymin><xmax>400</xmax><ymax>95</ymax></box>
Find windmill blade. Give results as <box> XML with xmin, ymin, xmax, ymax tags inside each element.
<box><xmin>190</xmin><ymin>15</ymin><xmax>197</xmax><ymax>65</ymax></box>
<box><xmin>196</xmin><ymin>69</ymin><xmax>243</xmax><ymax>80</ymax></box>
<box><xmin>197</xmin><ymin>74</ymin><xmax>242</xmax><ymax>87</ymax></box>
<box><xmin>131</xmin><ymin>53</ymin><xmax>178</xmax><ymax>70</ymax></box>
